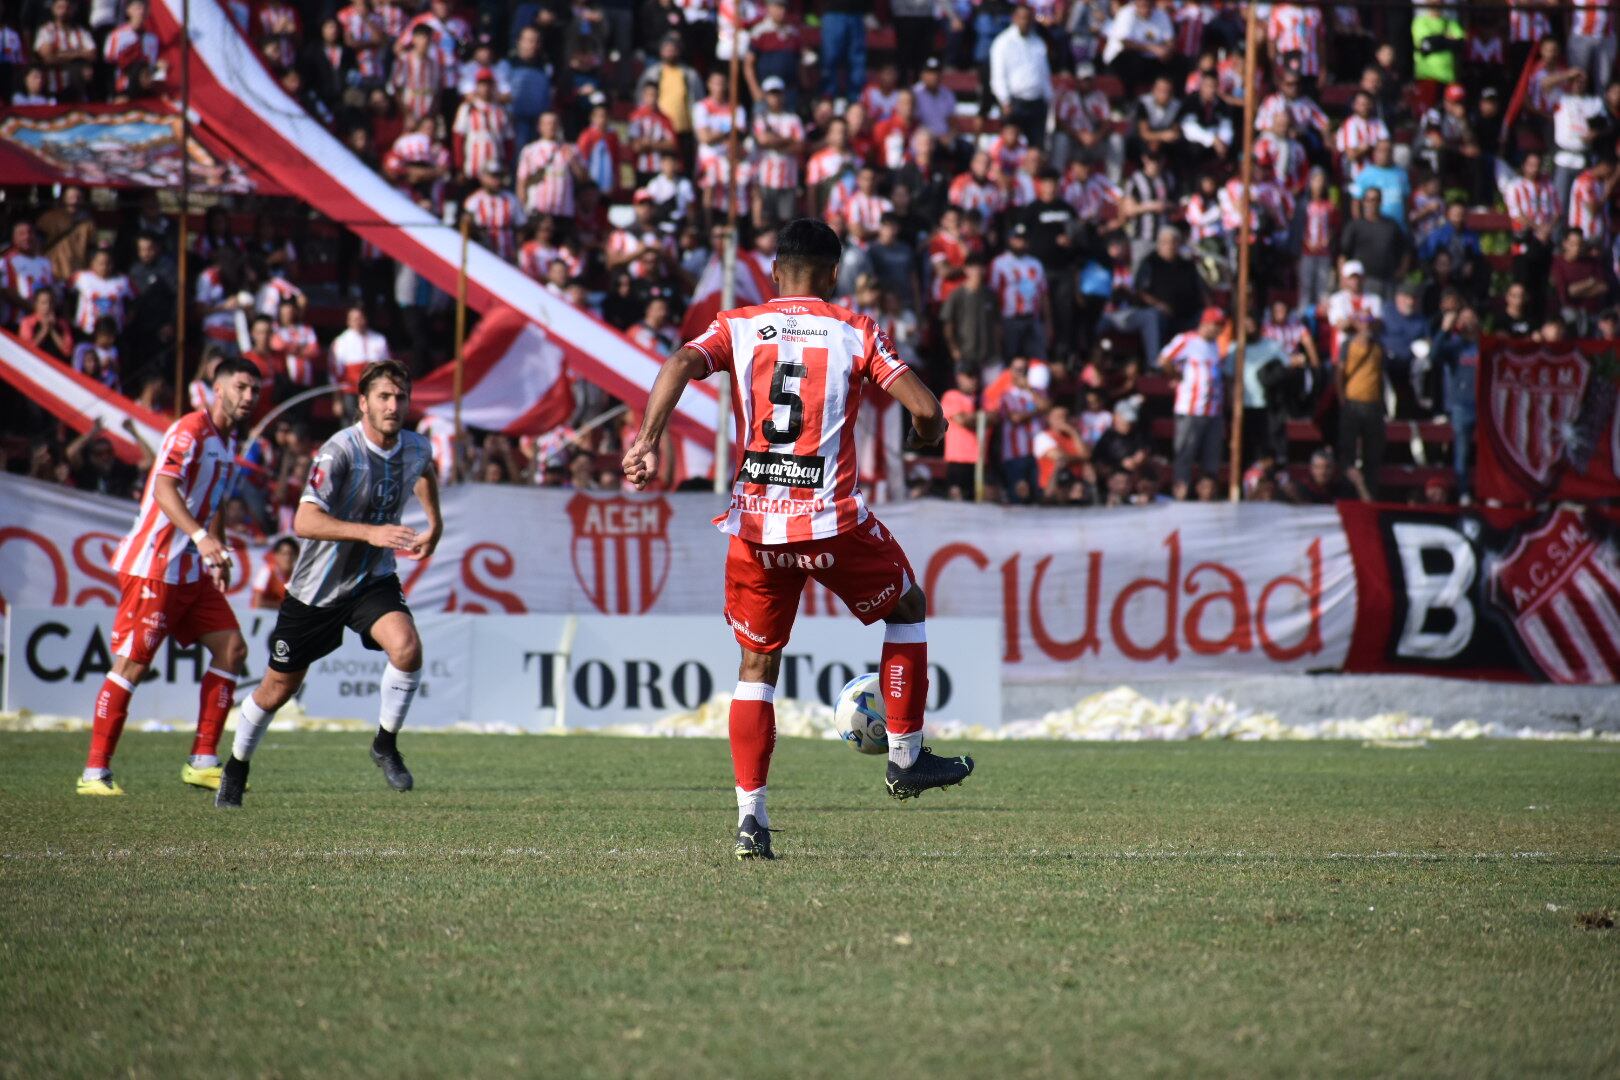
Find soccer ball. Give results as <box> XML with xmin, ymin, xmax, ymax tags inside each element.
<box><xmin>833</xmin><ymin>673</ymin><xmax>888</xmax><ymax>755</ymax></box>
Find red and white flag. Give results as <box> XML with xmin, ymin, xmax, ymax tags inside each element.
<box><xmin>678</xmin><ymin>249</ymin><xmax>776</xmax><ymax>343</ymax></box>
<box><xmin>0</xmin><ymin>327</ymin><xmax>168</xmax><ymax>463</ymax></box>
<box><xmin>412</xmin><ymin>307</ymin><xmax>573</xmax><ymax>435</ymax></box>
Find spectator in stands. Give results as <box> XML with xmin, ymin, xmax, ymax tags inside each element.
<box><xmin>1161</xmin><ymin>306</ymin><xmax>1226</xmax><ymax>500</ymax></box>
<box><xmin>1293</xmin><ymin>447</ymin><xmax>1362</xmax><ymax>503</ymax></box>
<box><xmin>20</xmin><ymin>287</ymin><xmax>73</xmax><ymax>361</ymax></box>
<box><xmin>1120</xmin><ymin>151</ymin><xmax>1175</xmax><ymax>266</ymax></box>
<box><xmin>253</xmin><ymin>537</ymin><xmax>299</xmax><ymax>609</ymax></box>
<box><xmin>1486</xmin><ymin>280</ymin><xmax>1537</xmax><ymax>337</ymax></box>
<box><xmin>991</xmin><ymin>223</ymin><xmax>1050</xmax><ymax>362</ymax></box>
<box><xmin>940</xmin><ymin>367</ymin><xmax>983</xmax><ymax>499</ymax></box>
<box><xmin>328</xmin><ymin>305</ymin><xmax>390</xmax><ymax>389</ymax></box>
<box><xmin>69</xmin><ymin>247</ymin><xmax>132</xmax><ymax>342</ymax></box>
<box><xmin>72</xmin><ymin>317</ymin><xmax>121</xmax><ymax>389</ymax></box>
<box><xmin>34</xmin><ymin>0</ymin><xmax>96</xmax><ymax>101</ymax></box>
<box><xmin>506</xmin><ymin>26</ymin><xmax>554</xmax><ymax>141</ymax></box>
<box><xmin>1381</xmin><ymin>284</ymin><xmax>1432</xmax><ymax>417</ymax></box>
<box><xmin>103</xmin><ymin>0</ymin><xmax>158</xmax><ymax>99</ymax></box>
<box><xmin>1411</xmin><ymin>0</ymin><xmax>1463</xmax><ymax>108</ymax></box>
<box><xmin>1430</xmin><ymin>303</ymin><xmax>1481</xmax><ymax>497</ymax></box>
<box><xmin>1135</xmin><ymin>225</ymin><xmax>1205</xmax><ymax>341</ymax></box>
<box><xmin>1337</xmin><ymin>313</ymin><xmax>1387</xmax><ymax>497</ymax></box>
<box><xmin>941</xmin><ymin>256</ymin><xmax>999</xmax><ymax>377</ymax></box>
<box><xmin>1567</xmin><ymin>0</ymin><xmax>1615</xmax><ymax>93</ymax></box>
<box><xmin>1549</xmin><ymin>227</ymin><xmax>1612</xmax><ymax>333</ymax></box>
<box><xmin>1551</xmin><ymin>69</ymin><xmax>1605</xmax><ymax>211</ymax></box>
<box><xmin>991</xmin><ymin>5</ymin><xmax>1053</xmax><ymax>147</ymax></box>
<box><xmin>1103</xmin><ymin>0</ymin><xmax>1172</xmax><ymax>96</ymax></box>
<box><xmin>1093</xmin><ymin>397</ymin><xmax>1149</xmax><ymax>480</ymax></box>
<box><xmin>1338</xmin><ymin>189</ymin><xmax>1407</xmax><ymax>301</ymax></box>
<box><xmin>1</xmin><ymin>221</ymin><xmax>55</xmax><ymax>330</ymax></box>
<box><xmin>65</xmin><ymin>420</ymin><xmax>138</xmax><ymax>497</ymax></box>
<box><xmin>998</xmin><ymin>357</ymin><xmax>1046</xmax><ymax>504</ymax></box>
<box><xmin>818</xmin><ymin>0</ymin><xmax>867</xmax><ymax>103</ymax></box>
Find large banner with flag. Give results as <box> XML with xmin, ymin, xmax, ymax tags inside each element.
<box><xmin>5</xmin><ymin>474</ymin><xmax>1619</xmax><ymax>684</ymax></box>
<box><xmin>0</xmin><ymin>328</ymin><xmax>169</xmax><ymax>464</ymax></box>
<box><xmin>1475</xmin><ymin>338</ymin><xmax>1620</xmax><ymax>505</ymax></box>
<box><xmin>143</xmin><ymin>0</ymin><xmax>718</xmax><ymax>452</ymax></box>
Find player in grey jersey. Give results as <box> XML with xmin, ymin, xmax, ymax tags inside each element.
<box><xmin>217</xmin><ymin>361</ymin><xmax>442</xmax><ymax>807</ymax></box>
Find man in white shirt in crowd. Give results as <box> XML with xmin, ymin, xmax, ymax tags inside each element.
<box><xmin>328</xmin><ymin>305</ymin><xmax>391</xmax><ymax>420</ymax></box>
<box><xmin>990</xmin><ymin>5</ymin><xmax>1051</xmax><ymax>148</ymax></box>
<box><xmin>1552</xmin><ymin>69</ymin><xmax>1605</xmax><ymax>213</ymax></box>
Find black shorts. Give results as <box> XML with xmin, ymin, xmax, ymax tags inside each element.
<box><xmin>267</xmin><ymin>574</ymin><xmax>411</xmax><ymax>673</ymax></box>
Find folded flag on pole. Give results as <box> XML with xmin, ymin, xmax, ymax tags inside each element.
<box><xmin>412</xmin><ymin>308</ymin><xmax>574</xmax><ymax>436</ymax></box>
<box><xmin>679</xmin><ymin>249</ymin><xmax>777</xmax><ymax>343</ymax></box>
<box><xmin>0</xmin><ymin>327</ymin><xmax>169</xmax><ymax>463</ymax></box>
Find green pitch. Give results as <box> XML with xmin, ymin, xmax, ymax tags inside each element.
<box><xmin>2</xmin><ymin>733</ymin><xmax>1617</xmax><ymax>1079</ymax></box>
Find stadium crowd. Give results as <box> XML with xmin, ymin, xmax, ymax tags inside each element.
<box><xmin>3</xmin><ymin>0</ymin><xmax>1619</xmax><ymax>520</ymax></box>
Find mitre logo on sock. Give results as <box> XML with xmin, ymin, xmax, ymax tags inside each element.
<box><xmin>886</xmin><ymin>662</ymin><xmax>905</xmax><ymax>699</ymax></box>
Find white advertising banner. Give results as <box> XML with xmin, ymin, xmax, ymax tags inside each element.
<box><xmin>4</xmin><ymin>607</ymin><xmax>998</xmax><ymax>729</ymax></box>
<box><xmin>0</xmin><ymin>472</ymin><xmax>1356</xmax><ymax>683</ymax></box>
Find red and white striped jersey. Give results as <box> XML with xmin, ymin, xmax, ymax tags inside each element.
<box><xmin>859</xmin><ymin>84</ymin><xmax>902</xmax><ymax>123</ymax></box>
<box><xmin>998</xmin><ymin>386</ymin><xmax>1042</xmax><ymax>460</ymax></box>
<box><xmin>1063</xmin><ymin>173</ymin><xmax>1121</xmax><ymax>221</ymax></box>
<box><xmin>255</xmin><ymin>276</ymin><xmax>305</xmax><ymax>319</ymax></box>
<box><xmin>32</xmin><ymin>21</ymin><xmax>94</xmax><ymax>93</ymax></box>
<box><xmin>628</xmin><ymin>104</ymin><xmax>678</xmax><ymax>174</ymax></box>
<box><xmin>874</xmin><ymin>117</ymin><xmax>915</xmax><ymax>170</ymax></box>
<box><xmin>752</xmin><ymin>110</ymin><xmax>805</xmax><ymax>189</ymax></box>
<box><xmin>519</xmin><ymin>240</ymin><xmax>584</xmax><ymax>282</ymax></box>
<box><xmin>112</xmin><ymin>410</ymin><xmax>239</xmax><ymax>585</ymax></box>
<box><xmin>1528</xmin><ymin>66</ymin><xmax>1566</xmax><ymax>115</ymax></box>
<box><xmin>1503</xmin><ymin>175</ymin><xmax>1560</xmax><ymax>232</ymax></box>
<box><xmin>692</xmin><ymin>96</ymin><xmax>745</xmax><ymax>167</ymax></box>
<box><xmin>516</xmin><ymin>138</ymin><xmax>580</xmax><ymax>217</ymax></box>
<box><xmin>102</xmin><ymin>24</ymin><xmax>159</xmax><ymax>93</ymax></box>
<box><xmin>841</xmin><ymin>190</ymin><xmax>892</xmax><ymax>237</ymax></box>
<box><xmin>255</xmin><ymin>0</ymin><xmax>301</xmax><ymax>68</ymax></box>
<box><xmin>70</xmin><ymin>270</ymin><xmax>132</xmax><ymax>334</ymax></box>
<box><xmin>1261</xmin><ymin>315</ymin><xmax>1307</xmax><ymax>353</ymax></box>
<box><xmin>1218</xmin><ymin>178</ymin><xmax>1260</xmax><ymax>233</ymax></box>
<box><xmin>1001</xmin><ymin>170</ymin><xmax>1037</xmax><ymax>209</ymax></box>
<box><xmin>985</xmin><ymin>131</ymin><xmax>1030</xmax><ymax>176</ymax></box>
<box><xmin>1254</xmin><ymin>131</ymin><xmax>1308</xmax><ymax>193</ymax></box>
<box><xmin>948</xmin><ymin>172</ymin><xmax>1005</xmax><ymax>217</ymax></box>
<box><xmin>1266</xmin><ymin>5</ymin><xmax>1323</xmax><ymax>77</ymax></box>
<box><xmin>384</xmin><ymin>131</ymin><xmax>449</xmax><ymax>177</ymax></box>
<box><xmin>629</xmin><ymin>321</ymin><xmax>680</xmax><ymax>355</ymax></box>
<box><xmin>1056</xmin><ymin>86</ymin><xmax>1111</xmax><ymax>132</ymax></box>
<box><xmin>1182</xmin><ymin>192</ymin><xmax>1223</xmax><ymax>243</ymax></box>
<box><xmin>806</xmin><ymin>146</ymin><xmax>860</xmax><ymax>188</ymax></box>
<box><xmin>452</xmin><ymin>97</ymin><xmax>512</xmax><ymax>178</ymax></box>
<box><xmin>336</xmin><ymin>3</ymin><xmax>388</xmax><ymax>78</ymax></box>
<box><xmin>1255</xmin><ymin>92</ymin><xmax>1329</xmax><ymax>136</ymax></box>
<box><xmin>388</xmin><ymin>50</ymin><xmax>443</xmax><ymax>122</ymax></box>
<box><xmin>1174</xmin><ymin>3</ymin><xmax>1211</xmax><ymax>57</ymax></box>
<box><xmin>418</xmin><ymin>414</ymin><xmax>457</xmax><ymax>484</ymax></box>
<box><xmin>272</xmin><ymin>323</ymin><xmax>322</xmax><ymax>386</ymax></box>
<box><xmin>1301</xmin><ymin>197</ymin><xmax>1338</xmax><ymax>255</ymax></box>
<box><xmin>1508</xmin><ymin>0</ymin><xmax>1550</xmax><ymax>43</ymax></box>
<box><xmin>1333</xmin><ymin>115</ymin><xmax>1389</xmax><ymax>170</ymax></box>
<box><xmin>990</xmin><ymin>251</ymin><xmax>1047</xmax><ymax>319</ymax></box>
<box><xmin>398</xmin><ymin>9</ymin><xmax>467</xmax><ymax>76</ymax></box>
<box><xmin>699</xmin><ymin>155</ymin><xmax>756</xmax><ymax>216</ymax></box>
<box><xmin>1568</xmin><ymin>168</ymin><xmax>1611</xmax><ymax>246</ymax></box>
<box><xmin>606</xmin><ymin>228</ymin><xmax>674</xmax><ymax>276</ymax></box>
<box><xmin>685</xmin><ymin>295</ymin><xmax>910</xmax><ymax>544</ymax></box>
<box><xmin>927</xmin><ymin>230</ymin><xmax>970</xmax><ymax>305</ymax></box>
<box><xmin>1160</xmin><ymin>331</ymin><xmax>1225</xmax><ymax>417</ymax></box>
<box><xmin>464</xmin><ymin>188</ymin><xmax>526</xmax><ymax>262</ymax></box>
<box><xmin>0</xmin><ymin>250</ymin><xmax>54</xmax><ymax>322</ymax></box>
<box><xmin>1570</xmin><ymin>0</ymin><xmax>1610</xmax><ymax>36</ymax></box>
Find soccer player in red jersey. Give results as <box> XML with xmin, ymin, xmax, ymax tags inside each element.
<box><xmin>623</xmin><ymin>219</ymin><xmax>975</xmax><ymax>860</ymax></box>
<box><xmin>77</xmin><ymin>358</ymin><xmax>263</xmax><ymax>796</ymax></box>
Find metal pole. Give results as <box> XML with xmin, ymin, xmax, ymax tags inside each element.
<box><xmin>1227</xmin><ymin>1</ymin><xmax>1261</xmax><ymax>503</ymax></box>
<box><xmin>452</xmin><ymin>211</ymin><xmax>470</xmax><ymax>437</ymax></box>
<box><xmin>712</xmin><ymin>5</ymin><xmax>743</xmax><ymax>495</ymax></box>
<box><xmin>973</xmin><ymin>410</ymin><xmax>988</xmax><ymax>503</ymax></box>
<box><xmin>173</xmin><ymin>0</ymin><xmax>191</xmax><ymax>416</ymax></box>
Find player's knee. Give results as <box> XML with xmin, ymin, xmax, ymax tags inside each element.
<box><xmin>887</xmin><ymin>584</ymin><xmax>927</xmax><ymax>624</ymax></box>
<box><xmin>111</xmin><ymin>656</ymin><xmax>148</xmax><ymax>683</ymax></box>
<box><xmin>389</xmin><ymin>632</ymin><xmax>423</xmax><ymax>672</ymax></box>
<box><xmin>215</xmin><ymin>634</ymin><xmax>248</xmax><ymax>674</ymax></box>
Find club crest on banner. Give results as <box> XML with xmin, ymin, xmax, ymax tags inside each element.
<box><xmin>1486</xmin><ymin>347</ymin><xmax>1591</xmax><ymax>489</ymax></box>
<box><xmin>1488</xmin><ymin>509</ymin><xmax>1620</xmax><ymax>684</ymax></box>
<box><xmin>567</xmin><ymin>493</ymin><xmax>673</xmax><ymax>615</ymax></box>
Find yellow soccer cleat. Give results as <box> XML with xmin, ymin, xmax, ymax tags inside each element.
<box><xmin>76</xmin><ymin>775</ymin><xmax>126</xmax><ymax>796</ymax></box>
<box><xmin>180</xmin><ymin>763</ymin><xmax>223</xmax><ymax>790</ymax></box>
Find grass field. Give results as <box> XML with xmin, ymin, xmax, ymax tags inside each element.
<box><xmin>2</xmin><ymin>732</ymin><xmax>1617</xmax><ymax>1079</ymax></box>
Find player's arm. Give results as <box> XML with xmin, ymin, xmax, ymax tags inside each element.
<box><xmin>402</xmin><ymin>469</ymin><xmax>442</xmax><ymax>561</ymax></box>
<box><xmin>152</xmin><ymin>473</ymin><xmax>234</xmax><ymax>584</ymax></box>
<box><xmin>888</xmin><ymin>368</ymin><xmax>946</xmax><ymax>449</ymax></box>
<box><xmin>294</xmin><ymin>501</ymin><xmax>416</xmax><ymax>549</ymax></box>
<box><xmin>623</xmin><ymin>345</ymin><xmax>708</xmax><ymax>490</ymax></box>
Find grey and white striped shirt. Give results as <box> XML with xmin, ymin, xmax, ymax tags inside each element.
<box><xmin>286</xmin><ymin>424</ymin><xmax>432</xmax><ymax>607</ymax></box>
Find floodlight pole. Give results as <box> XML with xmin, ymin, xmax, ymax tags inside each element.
<box><xmin>1227</xmin><ymin>1</ymin><xmax>1261</xmax><ymax>503</ymax></box>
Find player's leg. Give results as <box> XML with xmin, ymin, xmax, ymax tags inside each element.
<box><xmin>722</xmin><ymin>536</ymin><xmax>802</xmax><ymax>860</ymax></box>
<box><xmin>363</xmin><ymin>610</ymin><xmax>422</xmax><ymax>792</ymax></box>
<box><xmin>179</xmin><ymin>628</ymin><xmax>247</xmax><ymax>787</ymax></box>
<box><xmin>80</xmin><ymin>574</ymin><xmax>164</xmax><ymax>795</ymax></box>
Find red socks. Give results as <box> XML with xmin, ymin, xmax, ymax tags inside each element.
<box><xmin>881</xmin><ymin>623</ymin><xmax>929</xmax><ymax>736</ymax></box>
<box><xmin>729</xmin><ymin>682</ymin><xmax>777</xmax><ymax>790</ymax></box>
<box><xmin>86</xmin><ymin>673</ymin><xmax>135</xmax><ymax>770</ymax></box>
<box><xmin>192</xmin><ymin>667</ymin><xmax>238</xmax><ymax>758</ymax></box>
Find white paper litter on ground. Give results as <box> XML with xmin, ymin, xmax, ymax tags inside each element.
<box><xmin>5</xmin><ymin>685</ymin><xmax>1615</xmax><ymax>740</ymax></box>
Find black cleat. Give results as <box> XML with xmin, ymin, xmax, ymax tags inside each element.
<box><xmin>886</xmin><ymin>747</ymin><xmax>975</xmax><ymax>801</ymax></box>
<box><xmin>215</xmin><ymin>756</ymin><xmax>250</xmax><ymax>808</ymax></box>
<box><xmin>370</xmin><ymin>738</ymin><xmax>414</xmax><ymax>791</ymax></box>
<box><xmin>733</xmin><ymin>815</ymin><xmax>775</xmax><ymax>861</ymax></box>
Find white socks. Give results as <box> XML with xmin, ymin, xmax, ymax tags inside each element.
<box><xmin>233</xmin><ymin>695</ymin><xmax>276</xmax><ymax>762</ymax></box>
<box><xmin>736</xmin><ymin>785</ymin><xmax>769</xmax><ymax>828</ymax></box>
<box><xmin>82</xmin><ymin>767</ymin><xmax>110</xmax><ymax>780</ymax></box>
<box><xmin>378</xmin><ymin>663</ymin><xmax>421</xmax><ymax>734</ymax></box>
<box><xmin>889</xmin><ymin>730</ymin><xmax>923</xmax><ymax>770</ymax></box>
<box><xmin>190</xmin><ymin>755</ymin><xmax>220</xmax><ymax>768</ymax></box>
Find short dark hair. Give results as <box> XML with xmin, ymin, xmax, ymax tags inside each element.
<box><xmin>272</xmin><ymin>536</ymin><xmax>299</xmax><ymax>555</ymax></box>
<box><xmin>358</xmin><ymin>359</ymin><xmax>411</xmax><ymax>396</ymax></box>
<box><xmin>774</xmin><ymin>218</ymin><xmax>842</xmax><ymax>272</ymax></box>
<box><xmin>213</xmin><ymin>356</ymin><xmax>262</xmax><ymax>383</ymax></box>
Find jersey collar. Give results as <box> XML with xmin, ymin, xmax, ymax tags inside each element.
<box><xmin>769</xmin><ymin>296</ymin><xmax>819</xmax><ymax>303</ymax></box>
<box><xmin>356</xmin><ymin>422</ymin><xmax>402</xmax><ymax>459</ymax></box>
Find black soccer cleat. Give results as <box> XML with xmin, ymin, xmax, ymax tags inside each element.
<box><xmin>886</xmin><ymin>747</ymin><xmax>975</xmax><ymax>801</ymax></box>
<box><xmin>370</xmin><ymin>739</ymin><xmax>414</xmax><ymax>792</ymax></box>
<box><xmin>214</xmin><ymin>756</ymin><xmax>250</xmax><ymax>809</ymax></box>
<box><xmin>733</xmin><ymin>815</ymin><xmax>775</xmax><ymax>861</ymax></box>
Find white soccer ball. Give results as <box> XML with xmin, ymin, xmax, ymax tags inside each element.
<box><xmin>834</xmin><ymin>672</ymin><xmax>888</xmax><ymax>755</ymax></box>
